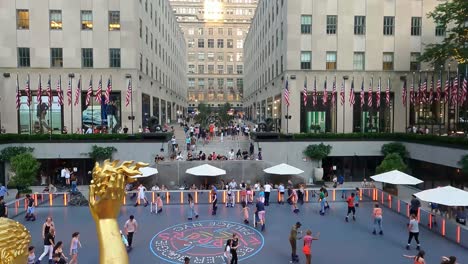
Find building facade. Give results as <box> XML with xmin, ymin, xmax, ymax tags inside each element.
<box><xmin>0</xmin><ymin>0</ymin><xmax>187</xmax><ymax>134</ymax></box>
<box><xmin>170</xmin><ymin>0</ymin><xmax>258</xmax><ymax>111</ymax></box>
<box><xmin>244</xmin><ymin>0</ymin><xmax>467</xmax><ymax>134</ymax></box>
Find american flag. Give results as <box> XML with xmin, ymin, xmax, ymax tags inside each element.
<box><xmin>323</xmin><ymin>78</ymin><xmax>328</xmax><ymax>106</ymax></box>
<box><xmin>125</xmin><ymin>78</ymin><xmax>133</xmax><ymax>107</ymax></box>
<box><xmin>386</xmin><ymin>78</ymin><xmax>391</xmax><ymax>106</ymax></box>
<box><xmin>37</xmin><ymin>75</ymin><xmax>43</xmax><ymax>106</ymax></box>
<box><xmin>95</xmin><ymin>77</ymin><xmax>103</xmax><ymax>104</ymax></box>
<box><xmin>410</xmin><ymin>78</ymin><xmax>415</xmax><ymax>105</ymax></box>
<box><xmin>451</xmin><ymin>77</ymin><xmax>458</xmax><ymax>106</ymax></box>
<box><xmin>421</xmin><ymin>77</ymin><xmax>427</xmax><ymax>104</ymax></box>
<box><xmin>46</xmin><ymin>76</ymin><xmax>52</xmax><ymax>107</ymax></box>
<box><xmin>74</xmin><ymin>77</ymin><xmax>81</xmax><ymax>106</ymax></box>
<box><xmin>16</xmin><ymin>74</ymin><xmax>21</xmax><ymax>110</ymax></box>
<box><xmin>436</xmin><ymin>75</ymin><xmax>442</xmax><ymax>102</ymax></box>
<box><xmin>302</xmin><ymin>77</ymin><xmax>307</xmax><ymax>107</ymax></box>
<box><xmin>67</xmin><ymin>77</ymin><xmax>72</xmax><ymax>106</ymax></box>
<box><xmin>331</xmin><ymin>78</ymin><xmax>336</xmax><ymax>107</ymax></box>
<box><xmin>444</xmin><ymin>75</ymin><xmax>450</xmax><ymax>103</ymax></box>
<box><xmin>25</xmin><ymin>75</ymin><xmax>31</xmax><ymax>107</ymax></box>
<box><xmin>312</xmin><ymin>77</ymin><xmax>317</xmax><ymax>106</ymax></box>
<box><xmin>367</xmin><ymin>78</ymin><xmax>373</xmax><ymax>108</ymax></box>
<box><xmin>349</xmin><ymin>79</ymin><xmax>355</xmax><ymax>106</ymax></box>
<box><xmin>461</xmin><ymin>76</ymin><xmax>467</xmax><ymax>105</ymax></box>
<box><xmin>360</xmin><ymin>79</ymin><xmax>365</xmax><ymax>108</ymax></box>
<box><xmin>85</xmin><ymin>77</ymin><xmax>93</xmax><ymax>106</ymax></box>
<box><xmin>340</xmin><ymin>81</ymin><xmax>345</xmax><ymax>106</ymax></box>
<box><xmin>416</xmin><ymin>77</ymin><xmax>422</xmax><ymax>104</ymax></box>
<box><xmin>428</xmin><ymin>77</ymin><xmax>434</xmax><ymax>105</ymax></box>
<box><xmin>402</xmin><ymin>79</ymin><xmax>407</xmax><ymax>107</ymax></box>
<box><xmin>105</xmin><ymin>77</ymin><xmax>112</xmax><ymax>104</ymax></box>
<box><xmin>376</xmin><ymin>78</ymin><xmax>381</xmax><ymax>108</ymax></box>
<box><xmin>56</xmin><ymin>76</ymin><xmax>63</xmax><ymax>106</ymax></box>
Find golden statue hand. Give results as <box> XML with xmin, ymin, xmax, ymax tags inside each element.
<box><xmin>0</xmin><ymin>218</ymin><xmax>31</xmax><ymax>264</ymax></box>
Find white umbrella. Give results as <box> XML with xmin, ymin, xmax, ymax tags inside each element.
<box><xmin>414</xmin><ymin>186</ymin><xmax>468</xmax><ymax>207</ymax></box>
<box><xmin>263</xmin><ymin>163</ymin><xmax>304</xmax><ymax>175</ymax></box>
<box><xmin>370</xmin><ymin>170</ymin><xmax>423</xmax><ymax>185</ymax></box>
<box><xmin>130</xmin><ymin>167</ymin><xmax>159</xmax><ymax>178</ymax></box>
<box><xmin>186</xmin><ymin>164</ymin><xmax>226</xmax><ymax>177</ymax></box>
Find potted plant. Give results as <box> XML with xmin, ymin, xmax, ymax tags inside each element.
<box><xmin>88</xmin><ymin>145</ymin><xmax>117</xmax><ymax>162</ymax></box>
<box><xmin>9</xmin><ymin>152</ymin><xmax>40</xmax><ymax>197</ymax></box>
<box><xmin>303</xmin><ymin>143</ymin><xmax>332</xmax><ymax>184</ymax></box>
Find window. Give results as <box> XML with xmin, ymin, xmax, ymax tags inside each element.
<box><xmin>188</xmin><ymin>28</ymin><xmax>194</xmax><ymax>35</ymax></box>
<box><xmin>382</xmin><ymin>52</ymin><xmax>394</xmax><ymax>70</ymax></box>
<box><xmin>189</xmin><ymin>78</ymin><xmax>195</xmax><ymax>88</ymax></box>
<box><xmin>198</xmin><ymin>78</ymin><xmax>205</xmax><ymax>88</ymax></box>
<box><xmin>109</xmin><ymin>11</ymin><xmax>120</xmax><ymax>31</ymax></box>
<box><xmin>198</xmin><ymin>52</ymin><xmax>205</xmax><ymax>61</ymax></box>
<box><xmin>198</xmin><ymin>65</ymin><xmax>205</xmax><ymax>74</ymax></box>
<box><xmin>410</xmin><ymin>52</ymin><xmax>420</xmax><ymax>71</ymax></box>
<box><xmin>383</xmin><ymin>16</ymin><xmax>394</xmax><ymax>35</ymax></box>
<box><xmin>237</xmin><ymin>29</ymin><xmax>243</xmax><ymax>36</ymax></box>
<box><xmin>411</xmin><ymin>17</ymin><xmax>421</xmax><ymax>36</ymax></box>
<box><xmin>109</xmin><ymin>48</ymin><xmax>121</xmax><ymax>68</ymax></box>
<box><xmin>237</xmin><ymin>65</ymin><xmax>243</xmax><ymax>74</ymax></box>
<box><xmin>208</xmin><ymin>39</ymin><xmax>214</xmax><ymax>48</ymax></box>
<box><xmin>198</xmin><ymin>39</ymin><xmax>204</xmax><ymax>48</ymax></box>
<box><xmin>236</xmin><ymin>40</ymin><xmax>243</xmax><ymax>49</ymax></box>
<box><xmin>326</xmin><ymin>52</ymin><xmax>337</xmax><ymax>70</ymax></box>
<box><xmin>353</xmin><ymin>52</ymin><xmax>365</xmax><ymax>70</ymax></box>
<box><xmin>50</xmin><ymin>10</ymin><xmax>62</xmax><ymax>30</ymax></box>
<box><xmin>217</xmin><ymin>39</ymin><xmax>224</xmax><ymax>48</ymax></box>
<box><xmin>81</xmin><ymin>48</ymin><xmax>93</xmax><ymax>68</ymax></box>
<box><xmin>354</xmin><ymin>16</ymin><xmax>366</xmax><ymax>35</ymax></box>
<box><xmin>326</xmin><ymin>15</ymin><xmax>337</xmax><ymax>34</ymax></box>
<box><xmin>140</xmin><ymin>54</ymin><xmax>143</xmax><ymax>71</ymax></box>
<box><xmin>17</xmin><ymin>9</ymin><xmax>29</xmax><ymax>30</ymax></box>
<box><xmin>227</xmin><ymin>53</ymin><xmax>234</xmax><ymax>62</ymax></box>
<box><xmin>188</xmin><ymin>64</ymin><xmax>195</xmax><ymax>74</ymax></box>
<box><xmin>300</xmin><ymin>51</ymin><xmax>311</xmax><ymax>70</ymax></box>
<box><xmin>217</xmin><ymin>78</ymin><xmax>224</xmax><ymax>88</ymax></box>
<box><xmin>227</xmin><ymin>78</ymin><xmax>234</xmax><ymax>88</ymax></box>
<box><xmin>145</xmin><ymin>27</ymin><xmax>148</xmax><ymax>44</ymax></box>
<box><xmin>301</xmin><ymin>15</ymin><xmax>312</xmax><ymax>34</ymax></box>
<box><xmin>188</xmin><ymin>52</ymin><xmax>195</xmax><ymax>61</ymax></box>
<box><xmin>208</xmin><ymin>78</ymin><xmax>215</xmax><ymax>88</ymax></box>
<box><xmin>217</xmin><ymin>53</ymin><xmax>224</xmax><ymax>62</ymax></box>
<box><xmin>435</xmin><ymin>23</ymin><xmax>445</xmax><ymax>36</ymax></box>
<box><xmin>227</xmin><ymin>65</ymin><xmax>234</xmax><ymax>74</ymax></box>
<box><xmin>208</xmin><ymin>65</ymin><xmax>215</xmax><ymax>74</ymax></box>
<box><xmin>197</xmin><ymin>28</ymin><xmax>204</xmax><ymax>35</ymax></box>
<box><xmin>227</xmin><ymin>39</ymin><xmax>233</xmax><ymax>48</ymax></box>
<box><xmin>207</xmin><ymin>52</ymin><xmax>215</xmax><ymax>61</ymax></box>
<box><xmin>217</xmin><ymin>65</ymin><xmax>224</xmax><ymax>74</ymax></box>
<box><xmin>17</xmin><ymin>48</ymin><xmax>30</xmax><ymax>67</ymax></box>
<box><xmin>81</xmin><ymin>11</ymin><xmax>93</xmax><ymax>30</ymax></box>
<box><xmin>218</xmin><ymin>28</ymin><xmax>223</xmax><ymax>35</ymax></box>
<box><xmin>228</xmin><ymin>28</ymin><xmax>233</xmax><ymax>36</ymax></box>
<box><xmin>139</xmin><ymin>19</ymin><xmax>142</xmax><ymax>37</ymax></box>
<box><xmin>188</xmin><ymin>39</ymin><xmax>195</xmax><ymax>48</ymax></box>
<box><xmin>236</xmin><ymin>53</ymin><xmax>243</xmax><ymax>62</ymax></box>
<box><xmin>50</xmin><ymin>48</ymin><xmax>63</xmax><ymax>68</ymax></box>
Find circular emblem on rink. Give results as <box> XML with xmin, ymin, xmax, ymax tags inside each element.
<box><xmin>150</xmin><ymin>220</ymin><xmax>264</xmax><ymax>263</ymax></box>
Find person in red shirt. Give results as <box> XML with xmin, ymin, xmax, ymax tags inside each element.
<box><xmin>345</xmin><ymin>193</ymin><xmax>356</xmax><ymax>222</ymax></box>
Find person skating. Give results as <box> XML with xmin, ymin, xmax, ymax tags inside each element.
<box><xmin>25</xmin><ymin>194</ymin><xmax>36</xmax><ymax>221</ymax></box>
<box><xmin>372</xmin><ymin>203</ymin><xmax>383</xmax><ymax>235</ymax></box>
<box><xmin>288</xmin><ymin>187</ymin><xmax>299</xmax><ymax>214</ymax></box>
<box><xmin>278</xmin><ymin>183</ymin><xmax>285</xmax><ymax>204</ymax></box>
<box><xmin>345</xmin><ymin>193</ymin><xmax>356</xmax><ymax>222</ymax></box>
<box><xmin>230</xmin><ymin>233</ymin><xmax>239</xmax><ymax>264</ymax></box>
<box><xmin>403</xmin><ymin>250</ymin><xmax>425</xmax><ymax>264</ymax></box>
<box><xmin>69</xmin><ymin>232</ymin><xmax>82</xmax><ymax>264</ymax></box>
<box><xmin>187</xmin><ymin>193</ymin><xmax>198</xmax><ymax>220</ymax></box>
<box><xmin>211</xmin><ymin>185</ymin><xmax>218</xmax><ymax>215</ymax></box>
<box><xmin>223</xmin><ymin>239</ymin><xmax>232</xmax><ymax>264</ymax></box>
<box><xmin>255</xmin><ymin>198</ymin><xmax>266</xmax><ymax>231</ymax></box>
<box><xmin>124</xmin><ymin>215</ymin><xmax>138</xmax><ymax>249</ymax></box>
<box><xmin>406</xmin><ymin>214</ymin><xmax>421</xmax><ymax>250</ymax></box>
<box><xmin>242</xmin><ymin>201</ymin><xmax>250</xmax><ymax>224</ymax></box>
<box><xmin>264</xmin><ymin>182</ymin><xmax>271</xmax><ymax>206</ymax></box>
<box><xmin>38</xmin><ymin>227</ymin><xmax>55</xmax><ymax>263</ymax></box>
<box><xmin>154</xmin><ymin>193</ymin><xmax>163</xmax><ymax>213</ymax></box>
<box><xmin>134</xmin><ymin>184</ymin><xmax>149</xmax><ymax>207</ymax></box>
<box><xmin>302</xmin><ymin>230</ymin><xmax>320</xmax><ymax>264</ymax></box>
<box><xmin>289</xmin><ymin>222</ymin><xmax>302</xmax><ymax>263</ymax></box>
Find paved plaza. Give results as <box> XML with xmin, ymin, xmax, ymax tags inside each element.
<box><xmin>15</xmin><ymin>197</ymin><xmax>468</xmax><ymax>264</ymax></box>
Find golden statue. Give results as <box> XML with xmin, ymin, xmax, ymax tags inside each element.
<box><xmin>89</xmin><ymin>160</ymin><xmax>148</xmax><ymax>264</ymax></box>
<box><xmin>0</xmin><ymin>218</ymin><xmax>31</xmax><ymax>264</ymax></box>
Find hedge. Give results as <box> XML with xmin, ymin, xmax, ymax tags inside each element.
<box><xmin>0</xmin><ymin>133</ymin><xmax>173</xmax><ymax>143</ymax></box>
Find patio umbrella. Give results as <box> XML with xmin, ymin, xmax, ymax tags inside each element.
<box><xmin>186</xmin><ymin>164</ymin><xmax>226</xmax><ymax>177</ymax></box>
<box><xmin>370</xmin><ymin>170</ymin><xmax>423</xmax><ymax>185</ymax></box>
<box><xmin>263</xmin><ymin>163</ymin><xmax>304</xmax><ymax>175</ymax></box>
<box><xmin>414</xmin><ymin>186</ymin><xmax>468</xmax><ymax>207</ymax></box>
<box><xmin>130</xmin><ymin>167</ymin><xmax>159</xmax><ymax>178</ymax></box>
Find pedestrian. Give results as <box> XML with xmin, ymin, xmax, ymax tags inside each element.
<box><xmin>255</xmin><ymin>198</ymin><xmax>266</xmax><ymax>231</ymax></box>
<box><xmin>53</xmin><ymin>241</ymin><xmax>68</xmax><ymax>263</ymax></box>
<box><xmin>124</xmin><ymin>215</ymin><xmax>138</xmax><ymax>249</ymax></box>
<box><xmin>298</xmin><ymin>184</ymin><xmax>305</xmax><ymax>205</ymax></box>
<box><xmin>187</xmin><ymin>193</ymin><xmax>198</xmax><ymax>220</ymax></box>
<box><xmin>345</xmin><ymin>193</ymin><xmax>356</xmax><ymax>222</ymax></box>
<box><xmin>241</xmin><ymin>201</ymin><xmax>250</xmax><ymax>224</ymax></box>
<box><xmin>25</xmin><ymin>194</ymin><xmax>36</xmax><ymax>221</ymax></box>
<box><xmin>0</xmin><ymin>196</ymin><xmax>7</xmax><ymax>218</ymax></box>
<box><xmin>264</xmin><ymin>182</ymin><xmax>271</xmax><ymax>206</ymax></box>
<box><xmin>288</xmin><ymin>187</ymin><xmax>299</xmax><ymax>214</ymax></box>
<box><xmin>0</xmin><ymin>182</ymin><xmax>8</xmax><ymax>198</ymax></box>
<box><xmin>38</xmin><ymin>227</ymin><xmax>55</xmax><ymax>263</ymax></box>
<box><xmin>354</xmin><ymin>188</ymin><xmax>360</xmax><ymax>207</ymax></box>
<box><xmin>410</xmin><ymin>195</ymin><xmax>421</xmax><ymax>217</ymax></box>
<box><xmin>318</xmin><ymin>189</ymin><xmax>326</xmax><ymax>215</ymax></box>
<box><xmin>134</xmin><ymin>184</ymin><xmax>149</xmax><ymax>207</ymax></box>
<box><xmin>69</xmin><ymin>232</ymin><xmax>81</xmax><ymax>264</ymax></box>
<box><xmin>403</xmin><ymin>250</ymin><xmax>425</xmax><ymax>264</ymax></box>
<box><xmin>184</xmin><ymin>256</ymin><xmax>190</xmax><ymax>264</ymax></box>
<box><xmin>42</xmin><ymin>217</ymin><xmax>55</xmax><ymax>241</ymax></box>
<box><xmin>28</xmin><ymin>246</ymin><xmax>37</xmax><ymax>264</ymax></box>
<box><xmin>278</xmin><ymin>183</ymin><xmax>285</xmax><ymax>204</ymax></box>
<box><xmin>302</xmin><ymin>230</ymin><xmax>320</xmax><ymax>264</ymax></box>
<box><xmin>441</xmin><ymin>256</ymin><xmax>457</xmax><ymax>264</ymax></box>
<box><xmin>230</xmin><ymin>233</ymin><xmax>239</xmax><ymax>264</ymax></box>
<box><xmin>289</xmin><ymin>222</ymin><xmax>302</xmax><ymax>263</ymax></box>
<box><xmin>406</xmin><ymin>214</ymin><xmax>421</xmax><ymax>250</ymax></box>
<box><xmin>155</xmin><ymin>193</ymin><xmax>163</xmax><ymax>213</ymax></box>
<box><xmin>223</xmin><ymin>239</ymin><xmax>232</xmax><ymax>264</ymax></box>
<box><xmin>372</xmin><ymin>203</ymin><xmax>383</xmax><ymax>235</ymax></box>
<box><xmin>211</xmin><ymin>185</ymin><xmax>218</xmax><ymax>215</ymax></box>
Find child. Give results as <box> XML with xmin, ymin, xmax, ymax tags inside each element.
<box><xmin>28</xmin><ymin>246</ymin><xmax>38</xmax><ymax>264</ymax></box>
<box><xmin>69</xmin><ymin>232</ymin><xmax>82</xmax><ymax>264</ymax></box>
<box><xmin>240</xmin><ymin>188</ymin><xmax>247</xmax><ymax>204</ymax></box>
<box><xmin>354</xmin><ymin>188</ymin><xmax>360</xmax><ymax>207</ymax></box>
<box><xmin>242</xmin><ymin>201</ymin><xmax>250</xmax><ymax>224</ymax></box>
<box><xmin>155</xmin><ymin>193</ymin><xmax>163</xmax><ymax>213</ymax></box>
<box><xmin>25</xmin><ymin>194</ymin><xmax>36</xmax><ymax>221</ymax></box>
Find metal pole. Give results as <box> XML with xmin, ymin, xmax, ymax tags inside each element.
<box><xmin>28</xmin><ymin>74</ymin><xmax>32</xmax><ymax>134</ymax></box>
<box><xmin>70</xmin><ymin>76</ymin><xmax>74</xmax><ymax>133</ymax></box>
<box><xmin>439</xmin><ymin>67</ymin><xmax>442</xmax><ymax>135</ymax></box>
<box><xmin>91</xmin><ymin>75</ymin><xmax>94</xmax><ymax>133</ymax></box>
<box><xmin>447</xmin><ymin>66</ymin><xmax>451</xmax><ymax>133</ymax></box>
<box><xmin>49</xmin><ymin>75</ymin><xmax>52</xmax><ymax>138</ymax></box>
<box><xmin>342</xmin><ymin>79</ymin><xmax>345</xmax><ymax>133</ymax></box>
<box><xmin>130</xmin><ymin>77</ymin><xmax>134</xmax><ymax>135</ymax></box>
<box><xmin>455</xmin><ymin>67</ymin><xmax>459</xmax><ymax>131</ymax></box>
<box><xmin>286</xmin><ymin>105</ymin><xmax>289</xmax><ymax>134</ymax></box>
<box><xmin>405</xmin><ymin>75</ymin><xmax>408</xmax><ymax>132</ymax></box>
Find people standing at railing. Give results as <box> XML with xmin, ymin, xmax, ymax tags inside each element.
<box><xmin>298</xmin><ymin>185</ymin><xmax>305</xmax><ymax>205</ymax></box>
<box><xmin>406</xmin><ymin>214</ymin><xmax>421</xmax><ymax>250</ymax></box>
<box><xmin>410</xmin><ymin>195</ymin><xmax>421</xmax><ymax>217</ymax></box>
<box><xmin>278</xmin><ymin>183</ymin><xmax>285</xmax><ymax>204</ymax></box>
<box><xmin>372</xmin><ymin>204</ymin><xmax>383</xmax><ymax>235</ymax></box>
<box><xmin>264</xmin><ymin>182</ymin><xmax>272</xmax><ymax>206</ymax></box>
<box><xmin>155</xmin><ymin>193</ymin><xmax>163</xmax><ymax>213</ymax></box>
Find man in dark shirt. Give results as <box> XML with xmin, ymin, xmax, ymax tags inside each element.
<box><xmin>289</xmin><ymin>222</ymin><xmax>302</xmax><ymax>263</ymax></box>
<box><xmin>255</xmin><ymin>198</ymin><xmax>266</xmax><ymax>231</ymax></box>
<box><xmin>410</xmin><ymin>195</ymin><xmax>421</xmax><ymax>216</ymax></box>
<box><xmin>0</xmin><ymin>196</ymin><xmax>7</xmax><ymax>217</ymax></box>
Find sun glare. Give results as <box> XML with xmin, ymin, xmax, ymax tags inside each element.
<box><xmin>204</xmin><ymin>0</ymin><xmax>223</xmax><ymax>21</ymax></box>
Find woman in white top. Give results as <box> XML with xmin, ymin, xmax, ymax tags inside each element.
<box><xmin>223</xmin><ymin>239</ymin><xmax>232</xmax><ymax>264</ymax></box>
<box><xmin>134</xmin><ymin>184</ymin><xmax>149</xmax><ymax>207</ymax></box>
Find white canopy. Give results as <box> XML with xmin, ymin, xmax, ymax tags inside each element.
<box><xmin>130</xmin><ymin>167</ymin><xmax>159</xmax><ymax>178</ymax></box>
<box><xmin>414</xmin><ymin>186</ymin><xmax>468</xmax><ymax>207</ymax></box>
<box><xmin>186</xmin><ymin>164</ymin><xmax>226</xmax><ymax>177</ymax></box>
<box><xmin>370</xmin><ymin>170</ymin><xmax>423</xmax><ymax>185</ymax></box>
<box><xmin>263</xmin><ymin>163</ymin><xmax>304</xmax><ymax>175</ymax></box>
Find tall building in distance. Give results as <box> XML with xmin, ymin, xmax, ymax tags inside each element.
<box><xmin>170</xmin><ymin>0</ymin><xmax>258</xmax><ymax>112</ymax></box>
<box><xmin>0</xmin><ymin>0</ymin><xmax>187</xmax><ymax>134</ymax></box>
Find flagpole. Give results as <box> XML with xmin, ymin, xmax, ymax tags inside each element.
<box><xmin>334</xmin><ymin>76</ymin><xmax>337</xmax><ymax>133</ymax></box>
<box><xmin>91</xmin><ymin>75</ymin><xmax>94</xmax><ymax>131</ymax></box>
<box><xmin>79</xmin><ymin>75</ymin><xmax>83</xmax><ymax>133</ymax></box>
<box><xmin>430</xmin><ymin>71</ymin><xmax>435</xmax><ymax>134</ymax></box>
<box><xmin>342</xmin><ymin>78</ymin><xmax>345</xmax><ymax>134</ymax></box>
<box><xmin>455</xmin><ymin>67</ymin><xmax>459</xmax><ymax>131</ymax></box>
<box><xmin>130</xmin><ymin>78</ymin><xmax>134</xmax><ymax>135</ymax></box>
<box><xmin>438</xmin><ymin>66</ymin><xmax>443</xmax><ymax>135</ymax></box>
<box><xmin>389</xmin><ymin>77</ymin><xmax>394</xmax><ymax>133</ymax></box>
<box><xmin>70</xmin><ymin>75</ymin><xmax>74</xmax><ymax>133</ymax></box>
<box><xmin>28</xmin><ymin>74</ymin><xmax>32</xmax><ymax>134</ymax></box>
<box><xmin>465</xmin><ymin>65</ymin><xmax>468</xmax><ymax>134</ymax></box>
<box><xmin>405</xmin><ymin>74</ymin><xmax>408</xmax><ymax>132</ymax></box>
<box><xmin>447</xmin><ymin>66</ymin><xmax>451</xmax><ymax>133</ymax></box>
<box><xmin>49</xmin><ymin>75</ymin><xmax>52</xmax><ymax>137</ymax></box>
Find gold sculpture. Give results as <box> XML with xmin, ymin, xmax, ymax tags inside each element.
<box><xmin>89</xmin><ymin>160</ymin><xmax>148</xmax><ymax>264</ymax></box>
<box><xmin>0</xmin><ymin>218</ymin><xmax>31</xmax><ymax>264</ymax></box>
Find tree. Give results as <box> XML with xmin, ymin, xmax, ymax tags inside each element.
<box><xmin>0</xmin><ymin>146</ymin><xmax>34</xmax><ymax>162</ymax></box>
<box><xmin>381</xmin><ymin>142</ymin><xmax>408</xmax><ymax>159</ymax></box>
<box><xmin>459</xmin><ymin>154</ymin><xmax>468</xmax><ymax>175</ymax></box>
<box><xmin>376</xmin><ymin>153</ymin><xmax>408</xmax><ymax>174</ymax></box>
<box><xmin>303</xmin><ymin>143</ymin><xmax>332</xmax><ymax>167</ymax></box>
<box><xmin>9</xmin><ymin>153</ymin><xmax>40</xmax><ymax>193</ymax></box>
<box><xmin>194</xmin><ymin>103</ymin><xmax>212</xmax><ymax>128</ymax></box>
<box><xmin>88</xmin><ymin>145</ymin><xmax>117</xmax><ymax>162</ymax></box>
<box><xmin>419</xmin><ymin>0</ymin><xmax>468</xmax><ymax>65</ymax></box>
<box><xmin>218</xmin><ymin>103</ymin><xmax>233</xmax><ymax>127</ymax></box>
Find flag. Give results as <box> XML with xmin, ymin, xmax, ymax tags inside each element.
<box><xmin>56</xmin><ymin>76</ymin><xmax>63</xmax><ymax>106</ymax></box>
<box><xmin>428</xmin><ymin>76</ymin><xmax>434</xmax><ymax>105</ymax></box>
<box><xmin>303</xmin><ymin>77</ymin><xmax>307</xmax><ymax>107</ymax></box>
<box><xmin>340</xmin><ymin>80</ymin><xmax>345</xmax><ymax>106</ymax></box>
<box><xmin>410</xmin><ymin>77</ymin><xmax>415</xmax><ymax>105</ymax></box>
<box><xmin>402</xmin><ymin>78</ymin><xmax>407</xmax><ymax>107</ymax></box>
<box><xmin>106</xmin><ymin>77</ymin><xmax>113</xmax><ymax>103</ymax></box>
<box><xmin>126</xmin><ymin>78</ymin><xmax>133</xmax><ymax>107</ymax></box>
<box><xmin>283</xmin><ymin>76</ymin><xmax>290</xmax><ymax>107</ymax></box>
<box><xmin>67</xmin><ymin>77</ymin><xmax>72</xmax><ymax>106</ymax></box>
<box><xmin>331</xmin><ymin>78</ymin><xmax>336</xmax><ymax>107</ymax></box>
<box><xmin>444</xmin><ymin>75</ymin><xmax>450</xmax><ymax>103</ymax></box>
<box><xmin>37</xmin><ymin>75</ymin><xmax>42</xmax><ymax>106</ymax></box>
<box><xmin>436</xmin><ymin>75</ymin><xmax>442</xmax><ymax>102</ymax></box>
<box><xmin>25</xmin><ymin>75</ymin><xmax>31</xmax><ymax>107</ymax></box>
<box><xmin>313</xmin><ymin>77</ymin><xmax>317</xmax><ymax>106</ymax></box>
<box><xmin>85</xmin><ymin>77</ymin><xmax>93</xmax><ymax>106</ymax></box>
<box><xmin>323</xmin><ymin>78</ymin><xmax>328</xmax><ymax>106</ymax></box>
<box><xmin>367</xmin><ymin>78</ymin><xmax>373</xmax><ymax>108</ymax></box>
<box><xmin>360</xmin><ymin>79</ymin><xmax>365</xmax><ymax>108</ymax></box>
<box><xmin>451</xmin><ymin>76</ymin><xmax>458</xmax><ymax>106</ymax></box>
<box><xmin>416</xmin><ymin>76</ymin><xmax>422</xmax><ymax>104</ymax></box>
<box><xmin>95</xmin><ymin>77</ymin><xmax>103</xmax><ymax>104</ymax></box>
<box><xmin>74</xmin><ymin>77</ymin><xmax>81</xmax><ymax>106</ymax></box>
<box><xmin>46</xmin><ymin>76</ymin><xmax>52</xmax><ymax>107</ymax></box>
<box><xmin>421</xmin><ymin>77</ymin><xmax>427</xmax><ymax>104</ymax></box>
<box><xmin>349</xmin><ymin>79</ymin><xmax>355</xmax><ymax>106</ymax></box>
<box><xmin>16</xmin><ymin>74</ymin><xmax>21</xmax><ymax>110</ymax></box>
<box><xmin>376</xmin><ymin>78</ymin><xmax>381</xmax><ymax>108</ymax></box>
<box><xmin>461</xmin><ymin>76</ymin><xmax>467</xmax><ymax>105</ymax></box>
<box><xmin>386</xmin><ymin>78</ymin><xmax>391</xmax><ymax>106</ymax></box>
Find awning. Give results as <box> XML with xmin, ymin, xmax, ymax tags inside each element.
<box><xmin>186</xmin><ymin>164</ymin><xmax>226</xmax><ymax>177</ymax></box>
<box><xmin>414</xmin><ymin>186</ymin><xmax>468</xmax><ymax>207</ymax></box>
<box><xmin>370</xmin><ymin>170</ymin><xmax>423</xmax><ymax>185</ymax></box>
<box><xmin>263</xmin><ymin>163</ymin><xmax>304</xmax><ymax>175</ymax></box>
<box><xmin>130</xmin><ymin>167</ymin><xmax>159</xmax><ymax>179</ymax></box>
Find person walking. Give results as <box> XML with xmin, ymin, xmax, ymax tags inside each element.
<box><xmin>134</xmin><ymin>184</ymin><xmax>149</xmax><ymax>207</ymax></box>
<box><xmin>25</xmin><ymin>194</ymin><xmax>36</xmax><ymax>221</ymax></box>
<box><xmin>230</xmin><ymin>233</ymin><xmax>239</xmax><ymax>264</ymax></box>
<box><xmin>28</xmin><ymin>246</ymin><xmax>38</xmax><ymax>264</ymax></box>
<box><xmin>288</xmin><ymin>187</ymin><xmax>299</xmax><ymax>214</ymax></box>
<box><xmin>406</xmin><ymin>214</ymin><xmax>421</xmax><ymax>250</ymax></box>
<box><xmin>124</xmin><ymin>215</ymin><xmax>138</xmax><ymax>249</ymax></box>
<box><xmin>223</xmin><ymin>239</ymin><xmax>232</xmax><ymax>264</ymax></box>
<box><xmin>302</xmin><ymin>230</ymin><xmax>320</xmax><ymax>264</ymax></box>
<box><xmin>372</xmin><ymin>204</ymin><xmax>383</xmax><ymax>235</ymax></box>
<box><xmin>69</xmin><ymin>232</ymin><xmax>81</xmax><ymax>264</ymax></box>
<box><xmin>278</xmin><ymin>183</ymin><xmax>285</xmax><ymax>204</ymax></box>
<box><xmin>345</xmin><ymin>193</ymin><xmax>356</xmax><ymax>222</ymax></box>
<box><xmin>289</xmin><ymin>222</ymin><xmax>302</xmax><ymax>263</ymax></box>
<box><xmin>242</xmin><ymin>201</ymin><xmax>250</xmax><ymax>224</ymax></box>
<box><xmin>318</xmin><ymin>189</ymin><xmax>326</xmax><ymax>216</ymax></box>
<box><xmin>211</xmin><ymin>185</ymin><xmax>218</xmax><ymax>215</ymax></box>
<box><xmin>403</xmin><ymin>250</ymin><xmax>425</xmax><ymax>264</ymax></box>
<box><xmin>187</xmin><ymin>193</ymin><xmax>198</xmax><ymax>220</ymax></box>
<box><xmin>38</xmin><ymin>227</ymin><xmax>55</xmax><ymax>263</ymax></box>
<box><xmin>42</xmin><ymin>217</ymin><xmax>55</xmax><ymax>240</ymax></box>
<box><xmin>264</xmin><ymin>182</ymin><xmax>271</xmax><ymax>206</ymax></box>
<box><xmin>255</xmin><ymin>198</ymin><xmax>266</xmax><ymax>231</ymax></box>
<box><xmin>53</xmin><ymin>241</ymin><xmax>68</xmax><ymax>263</ymax></box>
<box><xmin>410</xmin><ymin>195</ymin><xmax>421</xmax><ymax>217</ymax></box>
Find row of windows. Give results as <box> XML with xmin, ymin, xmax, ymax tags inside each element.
<box><xmin>187</xmin><ymin>27</ymin><xmax>244</xmax><ymax>36</ymax></box>
<box><xmin>188</xmin><ymin>64</ymin><xmax>244</xmax><ymax>74</ymax></box>
<box><xmin>188</xmin><ymin>52</ymin><xmax>243</xmax><ymax>62</ymax></box>
<box><xmin>299</xmin><ymin>51</ymin><xmax>421</xmax><ymax>71</ymax></box>
<box><xmin>17</xmin><ymin>9</ymin><xmax>120</xmax><ymax>31</ymax></box>
<box><xmin>300</xmin><ymin>15</ymin><xmax>445</xmax><ymax>36</ymax></box>
<box><xmin>186</xmin><ymin>39</ymin><xmax>243</xmax><ymax>49</ymax></box>
<box><xmin>188</xmin><ymin>78</ymin><xmax>243</xmax><ymax>88</ymax></box>
<box><xmin>17</xmin><ymin>48</ymin><xmax>121</xmax><ymax>68</ymax></box>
